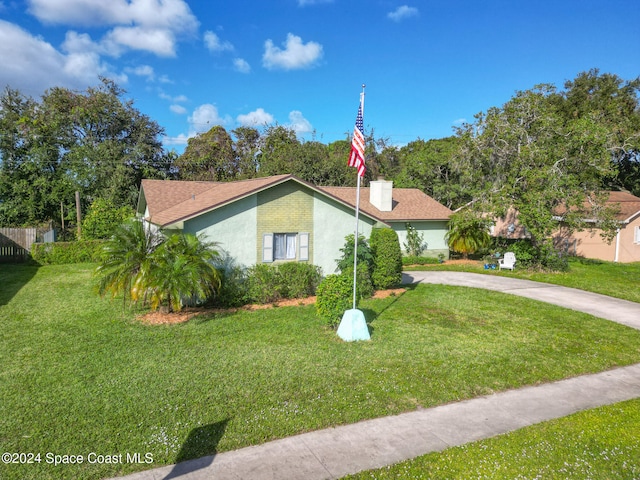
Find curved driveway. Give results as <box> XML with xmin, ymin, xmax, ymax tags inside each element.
<box><xmin>402</xmin><ymin>271</ymin><xmax>640</xmax><ymax>331</ymax></box>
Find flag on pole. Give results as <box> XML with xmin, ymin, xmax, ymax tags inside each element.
<box><xmin>348</xmin><ymin>102</ymin><xmax>366</xmax><ymax>177</ymax></box>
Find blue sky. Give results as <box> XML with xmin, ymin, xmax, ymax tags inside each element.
<box><xmin>1</xmin><ymin>0</ymin><xmax>638</xmax><ymax>153</ymax></box>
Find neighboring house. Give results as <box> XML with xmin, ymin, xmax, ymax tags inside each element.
<box><xmin>488</xmin><ymin>192</ymin><xmax>640</xmax><ymax>263</ymax></box>
<box><xmin>137</xmin><ymin>174</ymin><xmax>452</xmax><ymax>275</ymax></box>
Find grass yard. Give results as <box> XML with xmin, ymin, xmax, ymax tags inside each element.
<box><xmin>1</xmin><ymin>263</ymin><xmax>640</xmax><ymax>479</ymax></box>
<box><xmin>345</xmin><ymin>398</ymin><xmax>640</xmax><ymax>479</ymax></box>
<box><xmin>406</xmin><ymin>258</ymin><xmax>640</xmax><ymax>303</ymax></box>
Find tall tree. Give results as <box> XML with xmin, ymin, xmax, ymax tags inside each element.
<box><xmin>175</xmin><ymin>125</ymin><xmax>237</xmax><ymax>181</ymax></box>
<box><xmin>0</xmin><ymin>79</ymin><xmax>168</xmax><ymax>227</ymax></box>
<box><xmin>256</xmin><ymin>125</ymin><xmax>302</xmax><ymax>176</ymax></box>
<box><xmin>454</xmin><ymin>82</ymin><xmax>619</xmax><ymax>252</ymax></box>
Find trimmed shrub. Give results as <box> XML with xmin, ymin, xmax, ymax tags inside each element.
<box><xmin>402</xmin><ymin>255</ymin><xmax>440</xmax><ymax>266</ymax></box>
<box><xmin>245</xmin><ymin>262</ymin><xmax>323</xmax><ymax>304</ymax></box>
<box><xmin>340</xmin><ymin>262</ymin><xmax>374</xmax><ymax>300</ymax></box>
<box><xmin>246</xmin><ymin>264</ymin><xmax>284</xmax><ymax>304</ymax></box>
<box><xmin>315</xmin><ymin>274</ymin><xmax>353</xmax><ymax>328</ymax></box>
<box><xmin>31</xmin><ymin>240</ymin><xmax>106</xmax><ymax>265</ymax></box>
<box><xmin>277</xmin><ymin>262</ymin><xmax>322</xmax><ymax>299</ymax></box>
<box><xmin>370</xmin><ymin>227</ymin><xmax>403</xmax><ymax>290</ymax></box>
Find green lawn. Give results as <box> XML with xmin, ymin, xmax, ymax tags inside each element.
<box><xmin>1</xmin><ymin>263</ymin><xmax>640</xmax><ymax>479</ymax></box>
<box><xmin>345</xmin><ymin>398</ymin><xmax>640</xmax><ymax>479</ymax></box>
<box><xmin>406</xmin><ymin>258</ymin><xmax>640</xmax><ymax>303</ymax></box>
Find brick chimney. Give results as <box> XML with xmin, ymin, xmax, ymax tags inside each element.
<box><xmin>369</xmin><ymin>178</ymin><xmax>393</xmax><ymax>212</ymax></box>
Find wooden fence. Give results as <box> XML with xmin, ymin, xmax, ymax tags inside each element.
<box><xmin>0</xmin><ymin>228</ymin><xmax>37</xmax><ymax>263</ymax></box>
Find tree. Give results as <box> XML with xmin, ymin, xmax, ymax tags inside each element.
<box><xmin>393</xmin><ymin>137</ymin><xmax>467</xmax><ymax>209</ymax></box>
<box><xmin>81</xmin><ymin>198</ymin><xmax>135</xmax><ymax>240</ymax></box>
<box><xmin>175</xmin><ymin>125</ymin><xmax>237</xmax><ymax>181</ymax></box>
<box><xmin>445</xmin><ymin>211</ymin><xmax>491</xmax><ymax>259</ymax></box>
<box><xmin>453</xmin><ymin>82</ymin><xmax>619</xmax><ymax>255</ymax></box>
<box><xmin>256</xmin><ymin>125</ymin><xmax>302</xmax><ymax>176</ymax></box>
<box><xmin>0</xmin><ymin>79</ymin><xmax>168</xmax><ymax>227</ymax></box>
<box><xmin>232</xmin><ymin>126</ymin><xmax>261</xmax><ymax>179</ymax></box>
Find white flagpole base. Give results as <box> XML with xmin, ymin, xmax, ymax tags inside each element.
<box><xmin>337</xmin><ymin>309</ymin><xmax>370</xmax><ymax>342</ymax></box>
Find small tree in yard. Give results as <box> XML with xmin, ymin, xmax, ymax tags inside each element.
<box><xmin>370</xmin><ymin>227</ymin><xmax>403</xmax><ymax>290</ymax></box>
<box><xmin>404</xmin><ymin>222</ymin><xmax>426</xmax><ymax>256</ymax></box>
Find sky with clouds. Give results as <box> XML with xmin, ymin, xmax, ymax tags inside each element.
<box><xmin>1</xmin><ymin>0</ymin><xmax>639</xmax><ymax>152</ymax></box>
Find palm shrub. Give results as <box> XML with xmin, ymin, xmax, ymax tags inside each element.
<box><xmin>133</xmin><ymin>233</ymin><xmax>221</xmax><ymax>312</ymax></box>
<box><xmin>370</xmin><ymin>227</ymin><xmax>403</xmax><ymax>289</ymax></box>
<box><xmin>445</xmin><ymin>210</ymin><xmax>491</xmax><ymax>259</ymax></box>
<box><xmin>95</xmin><ymin>219</ymin><xmax>163</xmax><ymax>307</ymax></box>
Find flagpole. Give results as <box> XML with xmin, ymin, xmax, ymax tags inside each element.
<box><xmin>352</xmin><ymin>85</ymin><xmax>365</xmax><ymax>310</ymax></box>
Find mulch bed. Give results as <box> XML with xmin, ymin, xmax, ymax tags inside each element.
<box><xmin>138</xmin><ymin>287</ymin><xmax>407</xmax><ymax>325</ymax></box>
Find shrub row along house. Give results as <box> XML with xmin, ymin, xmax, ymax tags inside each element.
<box><xmin>137</xmin><ymin>174</ymin><xmax>452</xmax><ymax>275</ymax></box>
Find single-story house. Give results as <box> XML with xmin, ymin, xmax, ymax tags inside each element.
<box><xmin>490</xmin><ymin>192</ymin><xmax>640</xmax><ymax>263</ymax></box>
<box><xmin>137</xmin><ymin>174</ymin><xmax>453</xmax><ymax>275</ymax></box>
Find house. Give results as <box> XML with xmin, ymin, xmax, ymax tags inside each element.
<box><xmin>489</xmin><ymin>192</ymin><xmax>640</xmax><ymax>263</ymax></box>
<box><xmin>137</xmin><ymin>174</ymin><xmax>453</xmax><ymax>275</ymax></box>
<box><xmin>554</xmin><ymin>191</ymin><xmax>640</xmax><ymax>263</ymax></box>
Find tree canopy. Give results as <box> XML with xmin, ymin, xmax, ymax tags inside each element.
<box><xmin>0</xmin><ymin>79</ymin><xmax>172</xmax><ymax>227</ymax></box>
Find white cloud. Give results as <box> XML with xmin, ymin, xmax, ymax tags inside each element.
<box><xmin>104</xmin><ymin>26</ymin><xmax>177</xmax><ymax>57</ymax></box>
<box><xmin>387</xmin><ymin>5</ymin><xmax>419</xmax><ymax>22</ymax></box>
<box><xmin>287</xmin><ymin>110</ymin><xmax>313</xmax><ymax>135</ymax></box>
<box><xmin>170</xmin><ymin>104</ymin><xmax>187</xmax><ymax>114</ymax></box>
<box><xmin>125</xmin><ymin>64</ymin><xmax>155</xmax><ymax>81</ymax></box>
<box><xmin>188</xmin><ymin>104</ymin><xmax>232</xmax><ymax>133</ymax></box>
<box><xmin>237</xmin><ymin>108</ymin><xmax>274</xmax><ymax>127</ymax></box>
<box><xmin>0</xmin><ymin>20</ymin><xmax>121</xmax><ymax>96</ymax></box>
<box><xmin>27</xmin><ymin>0</ymin><xmax>198</xmax><ymax>57</ymax></box>
<box><xmin>262</xmin><ymin>33</ymin><xmax>323</xmax><ymax>70</ymax></box>
<box><xmin>204</xmin><ymin>31</ymin><xmax>233</xmax><ymax>53</ymax></box>
<box><xmin>163</xmin><ymin>133</ymin><xmax>189</xmax><ymax>146</ymax></box>
<box><xmin>233</xmin><ymin>58</ymin><xmax>251</xmax><ymax>74</ymax></box>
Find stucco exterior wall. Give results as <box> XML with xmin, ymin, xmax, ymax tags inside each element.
<box><xmin>392</xmin><ymin>221</ymin><xmax>450</xmax><ymax>259</ymax></box>
<box><xmin>555</xmin><ymin>218</ymin><xmax>640</xmax><ymax>263</ymax></box>
<box><xmin>313</xmin><ymin>193</ymin><xmax>375</xmax><ymax>276</ymax></box>
<box><xmin>184</xmin><ymin>195</ymin><xmax>257</xmax><ymax>267</ymax></box>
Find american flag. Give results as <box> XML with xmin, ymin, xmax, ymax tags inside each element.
<box><xmin>348</xmin><ymin>102</ymin><xmax>366</xmax><ymax>177</ymax></box>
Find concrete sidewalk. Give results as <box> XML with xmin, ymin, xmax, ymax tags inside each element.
<box><xmin>111</xmin><ymin>273</ymin><xmax>640</xmax><ymax>480</ymax></box>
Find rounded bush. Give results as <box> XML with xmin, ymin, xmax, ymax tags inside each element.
<box><xmin>315</xmin><ymin>274</ymin><xmax>353</xmax><ymax>328</ymax></box>
<box><xmin>340</xmin><ymin>262</ymin><xmax>374</xmax><ymax>300</ymax></box>
<box><xmin>370</xmin><ymin>227</ymin><xmax>403</xmax><ymax>290</ymax></box>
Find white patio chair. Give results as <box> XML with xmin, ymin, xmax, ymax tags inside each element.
<box><xmin>499</xmin><ymin>252</ymin><xmax>516</xmax><ymax>271</ymax></box>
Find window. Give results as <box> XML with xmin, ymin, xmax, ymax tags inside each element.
<box><xmin>262</xmin><ymin>232</ymin><xmax>309</xmax><ymax>262</ymax></box>
<box><xmin>635</xmin><ymin>226</ymin><xmax>640</xmax><ymax>244</ymax></box>
<box><xmin>274</xmin><ymin>233</ymin><xmax>297</xmax><ymax>260</ymax></box>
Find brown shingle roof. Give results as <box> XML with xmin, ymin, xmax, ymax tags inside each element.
<box><xmin>140</xmin><ymin>175</ymin><xmax>452</xmax><ymax>227</ymax></box>
<box><xmin>319</xmin><ymin>186</ymin><xmax>453</xmax><ymax>222</ymax></box>
<box><xmin>607</xmin><ymin>191</ymin><xmax>640</xmax><ymax>222</ymax></box>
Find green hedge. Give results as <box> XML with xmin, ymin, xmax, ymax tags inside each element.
<box><xmin>31</xmin><ymin>240</ymin><xmax>106</xmax><ymax>265</ymax></box>
<box><xmin>402</xmin><ymin>255</ymin><xmax>441</xmax><ymax>266</ymax></box>
<box><xmin>315</xmin><ymin>274</ymin><xmax>353</xmax><ymax>327</ymax></box>
<box><xmin>245</xmin><ymin>263</ymin><xmax>322</xmax><ymax>304</ymax></box>
<box><xmin>370</xmin><ymin>227</ymin><xmax>403</xmax><ymax>289</ymax></box>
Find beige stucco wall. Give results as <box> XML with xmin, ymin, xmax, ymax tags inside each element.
<box><xmin>555</xmin><ymin>217</ymin><xmax>640</xmax><ymax>263</ymax></box>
